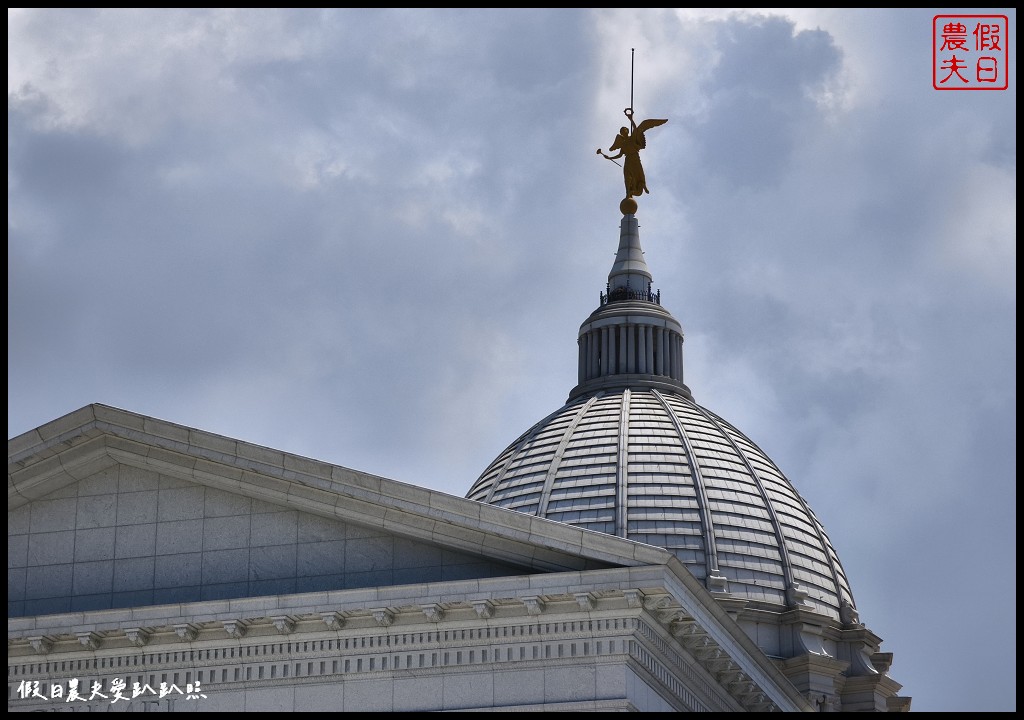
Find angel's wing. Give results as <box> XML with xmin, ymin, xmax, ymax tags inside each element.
<box><xmin>634</xmin><ymin>118</ymin><xmax>667</xmax><ymax>149</ymax></box>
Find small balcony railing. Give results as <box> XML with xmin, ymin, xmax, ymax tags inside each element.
<box><xmin>600</xmin><ymin>285</ymin><xmax>661</xmax><ymax>306</ymax></box>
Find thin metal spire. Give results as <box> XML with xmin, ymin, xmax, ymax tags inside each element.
<box><xmin>630</xmin><ymin>48</ymin><xmax>635</xmax><ymax>111</ymax></box>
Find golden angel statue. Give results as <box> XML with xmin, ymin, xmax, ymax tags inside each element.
<box><xmin>597</xmin><ymin>108</ymin><xmax>667</xmax><ymax>198</ymax></box>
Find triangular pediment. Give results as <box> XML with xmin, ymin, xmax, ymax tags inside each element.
<box><xmin>9</xmin><ymin>462</ymin><xmax>544</xmax><ymax>616</ymax></box>
<box><xmin>9</xmin><ymin>405</ymin><xmax>671</xmax><ymax>616</ymax></box>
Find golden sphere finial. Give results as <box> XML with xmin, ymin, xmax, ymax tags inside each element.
<box><xmin>620</xmin><ymin>197</ymin><xmax>638</xmax><ymax>215</ymax></box>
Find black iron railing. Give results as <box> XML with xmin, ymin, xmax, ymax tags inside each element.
<box><xmin>600</xmin><ymin>284</ymin><xmax>661</xmax><ymax>306</ymax></box>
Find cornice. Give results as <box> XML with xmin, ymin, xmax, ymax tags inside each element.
<box><xmin>8</xmin><ymin>578</ymin><xmax>808</xmax><ymax>713</ymax></box>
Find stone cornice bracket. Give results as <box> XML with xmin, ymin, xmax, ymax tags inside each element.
<box><xmin>471</xmin><ymin>600</ymin><xmax>495</xmax><ymax>619</ymax></box>
<box><xmin>372</xmin><ymin>608</ymin><xmax>395</xmax><ymax>627</ymax></box>
<box><xmin>173</xmin><ymin>623</ymin><xmax>199</xmax><ymax>642</ymax></box>
<box><xmin>321</xmin><ymin>612</ymin><xmax>345</xmax><ymax>631</ymax></box>
<box><xmin>623</xmin><ymin>589</ymin><xmax>644</xmax><ymax>608</ymax></box>
<box><xmin>223</xmin><ymin>620</ymin><xmax>247</xmax><ymax>639</ymax></box>
<box><xmin>271</xmin><ymin>616</ymin><xmax>296</xmax><ymax>635</ymax></box>
<box><xmin>574</xmin><ymin>592</ymin><xmax>595</xmax><ymax>611</ymax></box>
<box><xmin>727</xmin><ymin>672</ymin><xmax>750</xmax><ymax>692</ymax></box>
<box><xmin>28</xmin><ymin>636</ymin><xmax>53</xmax><ymax>655</ymax></box>
<box><xmin>697</xmin><ymin>646</ymin><xmax>725</xmax><ymax>663</ymax></box>
<box><xmin>736</xmin><ymin>680</ymin><xmax>759</xmax><ymax>699</ymax></box>
<box><xmin>744</xmin><ymin>692</ymin><xmax>772</xmax><ymax>711</ymax></box>
<box><xmin>77</xmin><ymin>632</ymin><xmax>101</xmax><ymax>651</ymax></box>
<box><xmin>421</xmin><ymin>604</ymin><xmax>445</xmax><ymax>623</ymax></box>
<box><xmin>124</xmin><ymin>628</ymin><xmax>150</xmax><ymax>647</ymax></box>
<box><xmin>714</xmin><ymin>659</ymin><xmax>741</xmax><ymax>681</ymax></box>
<box><xmin>656</xmin><ymin>607</ymin><xmax>687</xmax><ymax>624</ymax></box>
<box><xmin>521</xmin><ymin>596</ymin><xmax>546</xmax><ymax>616</ymax></box>
<box><xmin>662</xmin><ymin>609</ymin><xmax>693</xmax><ymax>625</ymax></box>
<box><xmin>671</xmin><ymin>618</ymin><xmax>707</xmax><ymax>641</ymax></box>
<box><xmin>686</xmin><ymin>635</ymin><xmax>715</xmax><ymax>655</ymax></box>
<box><xmin>871</xmin><ymin>652</ymin><xmax>893</xmax><ymax>674</ymax></box>
<box><xmin>706</xmin><ymin>572</ymin><xmax>730</xmax><ymax>594</ymax></box>
<box><xmin>720</xmin><ymin>663</ymin><xmax>745</xmax><ymax>688</ymax></box>
<box><xmin>642</xmin><ymin>593</ymin><xmax>673</xmax><ymax>613</ymax></box>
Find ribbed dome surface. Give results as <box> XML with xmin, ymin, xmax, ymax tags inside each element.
<box><xmin>467</xmin><ymin>386</ymin><xmax>855</xmax><ymax>622</ymax></box>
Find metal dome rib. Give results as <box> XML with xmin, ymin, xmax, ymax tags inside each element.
<box><xmin>651</xmin><ymin>388</ymin><xmax>723</xmax><ymax>590</ymax></box>
<box><xmin>687</xmin><ymin>398</ymin><xmax>803</xmax><ymax>605</ymax></box>
<box><xmin>537</xmin><ymin>395</ymin><xmax>601</xmax><ymax>517</ymax></box>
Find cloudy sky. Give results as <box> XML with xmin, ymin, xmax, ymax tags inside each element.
<box><xmin>8</xmin><ymin>8</ymin><xmax>1015</xmax><ymax>711</ymax></box>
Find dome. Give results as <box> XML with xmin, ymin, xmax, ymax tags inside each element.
<box><xmin>467</xmin><ymin>213</ymin><xmax>857</xmax><ymax>624</ymax></box>
<box><xmin>466</xmin><ymin>385</ymin><xmax>854</xmax><ymax>621</ymax></box>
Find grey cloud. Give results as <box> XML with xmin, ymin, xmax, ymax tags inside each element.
<box><xmin>690</xmin><ymin>15</ymin><xmax>842</xmax><ymax>187</ymax></box>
